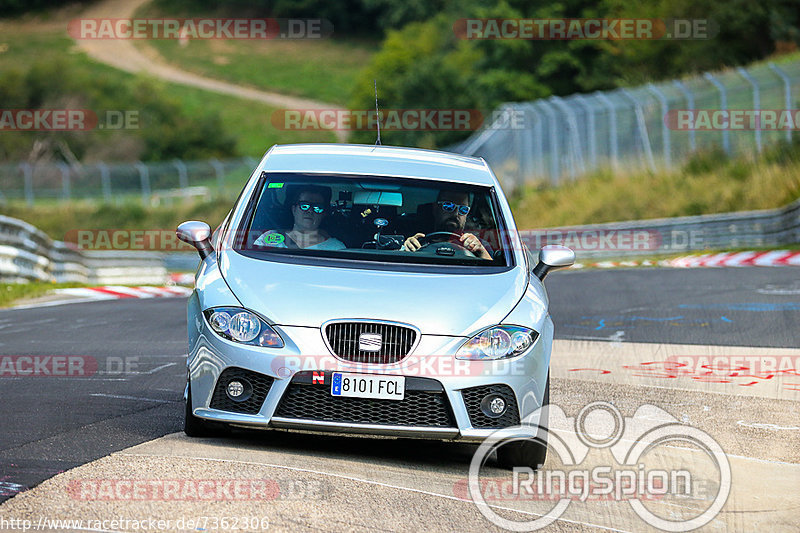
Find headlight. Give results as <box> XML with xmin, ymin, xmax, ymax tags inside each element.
<box><xmin>456</xmin><ymin>325</ymin><xmax>538</xmax><ymax>360</ymax></box>
<box><xmin>202</xmin><ymin>307</ymin><xmax>284</xmax><ymax>347</ymax></box>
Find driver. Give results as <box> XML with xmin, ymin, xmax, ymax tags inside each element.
<box><xmin>401</xmin><ymin>190</ymin><xmax>492</xmax><ymax>260</ymax></box>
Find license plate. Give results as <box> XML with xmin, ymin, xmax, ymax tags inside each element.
<box><xmin>331</xmin><ymin>373</ymin><xmax>405</xmax><ymax>401</ymax></box>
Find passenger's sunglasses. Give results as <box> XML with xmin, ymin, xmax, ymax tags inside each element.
<box><xmin>437</xmin><ymin>201</ymin><xmax>470</xmax><ymax>216</ymax></box>
<box><xmin>296</xmin><ymin>202</ymin><xmax>326</xmax><ymax>214</ymax></box>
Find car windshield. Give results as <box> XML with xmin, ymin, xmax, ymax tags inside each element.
<box><xmin>234</xmin><ymin>173</ymin><xmax>510</xmax><ymax>267</ymax></box>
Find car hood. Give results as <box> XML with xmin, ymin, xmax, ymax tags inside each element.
<box><xmin>219</xmin><ymin>250</ymin><xmax>529</xmax><ymax>335</ymax></box>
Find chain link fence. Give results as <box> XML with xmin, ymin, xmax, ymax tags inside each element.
<box><xmin>0</xmin><ymin>157</ymin><xmax>259</xmax><ymax>205</ymax></box>
<box><xmin>455</xmin><ymin>59</ymin><xmax>800</xmax><ymax>191</ymax></box>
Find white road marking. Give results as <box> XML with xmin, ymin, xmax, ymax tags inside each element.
<box><xmin>89</xmin><ymin>394</ymin><xmax>173</xmax><ymax>403</ymax></box>
<box><xmin>736</xmin><ymin>420</ymin><xmax>800</xmax><ymax>431</ymax></box>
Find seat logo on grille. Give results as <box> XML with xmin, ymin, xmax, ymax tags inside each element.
<box><xmin>358</xmin><ymin>332</ymin><xmax>382</xmax><ymax>352</ymax></box>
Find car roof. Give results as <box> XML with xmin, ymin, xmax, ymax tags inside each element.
<box><xmin>260</xmin><ymin>144</ymin><xmax>496</xmax><ymax>186</ymax></box>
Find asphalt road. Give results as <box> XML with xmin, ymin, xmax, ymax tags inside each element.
<box><xmin>548</xmin><ymin>266</ymin><xmax>800</xmax><ymax>347</ymax></box>
<box><xmin>0</xmin><ymin>267</ymin><xmax>798</xmax><ymax>508</ymax></box>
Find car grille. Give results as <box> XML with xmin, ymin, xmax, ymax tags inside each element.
<box><xmin>462</xmin><ymin>384</ymin><xmax>520</xmax><ymax>428</ymax></box>
<box><xmin>210</xmin><ymin>367</ymin><xmax>274</xmax><ymax>415</ymax></box>
<box><xmin>275</xmin><ymin>375</ymin><xmax>455</xmax><ymax>427</ymax></box>
<box><xmin>324</xmin><ymin>321</ymin><xmax>417</xmax><ymax>364</ymax></box>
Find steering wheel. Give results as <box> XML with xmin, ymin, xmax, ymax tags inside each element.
<box><xmin>416</xmin><ymin>232</ymin><xmax>476</xmax><ymax>257</ymax></box>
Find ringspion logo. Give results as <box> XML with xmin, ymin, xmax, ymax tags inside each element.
<box><xmin>468</xmin><ymin>402</ymin><xmax>731</xmax><ymax>531</ymax></box>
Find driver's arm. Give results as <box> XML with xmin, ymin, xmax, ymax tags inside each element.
<box><xmin>401</xmin><ymin>233</ymin><xmax>426</xmax><ymax>252</ymax></box>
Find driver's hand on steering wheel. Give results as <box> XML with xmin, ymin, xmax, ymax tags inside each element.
<box><xmin>460</xmin><ymin>232</ymin><xmax>492</xmax><ymax>260</ymax></box>
<box><xmin>402</xmin><ymin>233</ymin><xmax>426</xmax><ymax>252</ymax></box>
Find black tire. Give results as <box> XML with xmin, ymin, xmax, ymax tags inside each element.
<box><xmin>496</xmin><ymin>373</ymin><xmax>550</xmax><ymax>470</ymax></box>
<box><xmin>184</xmin><ymin>384</ymin><xmax>222</xmax><ymax>438</ymax></box>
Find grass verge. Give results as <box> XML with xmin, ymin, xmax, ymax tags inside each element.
<box><xmin>0</xmin><ymin>282</ymin><xmax>85</xmax><ymax>308</ymax></box>
<box><xmin>134</xmin><ymin>1</ymin><xmax>376</xmax><ymax>107</ymax></box>
<box><xmin>509</xmin><ymin>144</ymin><xmax>800</xmax><ymax>228</ymax></box>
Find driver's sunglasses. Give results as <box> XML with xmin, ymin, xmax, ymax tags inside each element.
<box><xmin>438</xmin><ymin>201</ymin><xmax>470</xmax><ymax>216</ymax></box>
<box><xmin>297</xmin><ymin>202</ymin><xmax>326</xmax><ymax>214</ymax></box>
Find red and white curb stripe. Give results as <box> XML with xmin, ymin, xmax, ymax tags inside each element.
<box><xmin>54</xmin><ymin>285</ymin><xmax>193</xmax><ymax>300</ymax></box>
<box><xmin>572</xmin><ymin>250</ymin><xmax>800</xmax><ymax>269</ymax></box>
<box><xmin>168</xmin><ymin>273</ymin><xmax>195</xmax><ymax>285</ymax></box>
<box><xmin>664</xmin><ymin>250</ymin><xmax>800</xmax><ymax>268</ymax></box>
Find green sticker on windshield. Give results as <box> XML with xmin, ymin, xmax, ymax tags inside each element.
<box><xmin>268</xmin><ymin>182</ymin><xmax>284</xmax><ymax>189</ymax></box>
<box><xmin>265</xmin><ymin>233</ymin><xmax>285</xmax><ymax>244</ymax></box>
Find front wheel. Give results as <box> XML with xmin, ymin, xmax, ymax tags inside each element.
<box><xmin>496</xmin><ymin>374</ymin><xmax>550</xmax><ymax>470</ymax></box>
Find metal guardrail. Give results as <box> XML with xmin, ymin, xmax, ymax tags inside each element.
<box><xmin>0</xmin><ymin>216</ymin><xmax>168</xmax><ymax>284</ymax></box>
<box><xmin>528</xmin><ymin>197</ymin><xmax>800</xmax><ymax>258</ymax></box>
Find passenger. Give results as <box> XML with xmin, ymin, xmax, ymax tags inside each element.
<box><xmin>402</xmin><ymin>190</ymin><xmax>492</xmax><ymax>259</ymax></box>
<box><xmin>255</xmin><ymin>185</ymin><xmax>346</xmax><ymax>250</ymax></box>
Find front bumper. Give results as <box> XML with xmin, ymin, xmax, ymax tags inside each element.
<box><xmin>187</xmin><ymin>295</ymin><xmax>553</xmax><ymax>442</ymax></box>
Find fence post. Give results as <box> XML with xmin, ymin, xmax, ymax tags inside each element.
<box><xmin>527</xmin><ymin>103</ymin><xmax>545</xmax><ymax>178</ymax></box>
<box><xmin>535</xmin><ymin>101</ymin><xmax>560</xmax><ymax>184</ymax></box>
<box><xmin>518</xmin><ymin>107</ymin><xmax>535</xmax><ymax>187</ymax></box>
<box><xmin>703</xmin><ymin>73</ymin><xmax>731</xmax><ymax>155</ymax></box>
<box><xmin>174</xmin><ymin>159</ymin><xmax>188</xmax><ymax>190</ymax></box>
<box><xmin>672</xmin><ymin>80</ymin><xmax>696</xmax><ymax>152</ymax></box>
<box><xmin>574</xmin><ymin>95</ymin><xmax>597</xmax><ymax>169</ymax></box>
<box><xmin>97</xmin><ymin>162</ymin><xmax>111</xmax><ymax>202</ymax></box>
<box><xmin>620</xmin><ymin>89</ymin><xmax>656</xmax><ymax>172</ymax></box>
<box><xmin>737</xmin><ymin>67</ymin><xmax>761</xmax><ymax>153</ymax></box>
<box><xmin>646</xmin><ymin>83</ymin><xmax>672</xmax><ymax>167</ymax></box>
<box><xmin>58</xmin><ymin>162</ymin><xmax>71</xmax><ymax>202</ymax></box>
<box><xmin>768</xmin><ymin>62</ymin><xmax>793</xmax><ymax>144</ymax></box>
<box><xmin>210</xmin><ymin>159</ymin><xmax>225</xmax><ymax>195</ymax></box>
<box><xmin>594</xmin><ymin>91</ymin><xmax>618</xmax><ymax>170</ymax></box>
<box><xmin>550</xmin><ymin>95</ymin><xmax>585</xmax><ymax>177</ymax></box>
<box><xmin>20</xmin><ymin>163</ymin><xmax>33</xmax><ymax>206</ymax></box>
<box><xmin>136</xmin><ymin>161</ymin><xmax>150</xmax><ymax>206</ymax></box>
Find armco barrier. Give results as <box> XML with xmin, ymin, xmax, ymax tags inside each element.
<box><xmin>82</xmin><ymin>251</ymin><xmax>167</xmax><ymax>285</ymax></box>
<box><xmin>0</xmin><ymin>216</ymin><xmax>168</xmax><ymax>284</ymax></box>
<box><xmin>533</xmin><ymin>197</ymin><xmax>800</xmax><ymax>258</ymax></box>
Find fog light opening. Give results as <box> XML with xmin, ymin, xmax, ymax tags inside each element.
<box><xmin>481</xmin><ymin>394</ymin><xmax>507</xmax><ymax>418</ymax></box>
<box><xmin>225</xmin><ymin>379</ymin><xmax>252</xmax><ymax>402</ymax></box>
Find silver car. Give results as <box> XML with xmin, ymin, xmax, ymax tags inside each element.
<box><xmin>177</xmin><ymin>144</ymin><xmax>574</xmax><ymax>469</ymax></box>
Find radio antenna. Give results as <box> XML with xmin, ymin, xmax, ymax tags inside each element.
<box><xmin>374</xmin><ymin>79</ymin><xmax>381</xmax><ymax>146</ymax></box>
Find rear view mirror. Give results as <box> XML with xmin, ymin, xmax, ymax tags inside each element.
<box><xmin>177</xmin><ymin>220</ymin><xmax>214</xmax><ymax>260</ymax></box>
<box><xmin>532</xmin><ymin>245</ymin><xmax>575</xmax><ymax>281</ymax></box>
<box><xmin>352</xmin><ymin>191</ymin><xmax>403</xmax><ymax>206</ymax></box>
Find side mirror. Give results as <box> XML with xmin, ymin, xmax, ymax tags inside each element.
<box><xmin>177</xmin><ymin>220</ymin><xmax>213</xmax><ymax>259</ymax></box>
<box><xmin>532</xmin><ymin>245</ymin><xmax>575</xmax><ymax>281</ymax></box>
